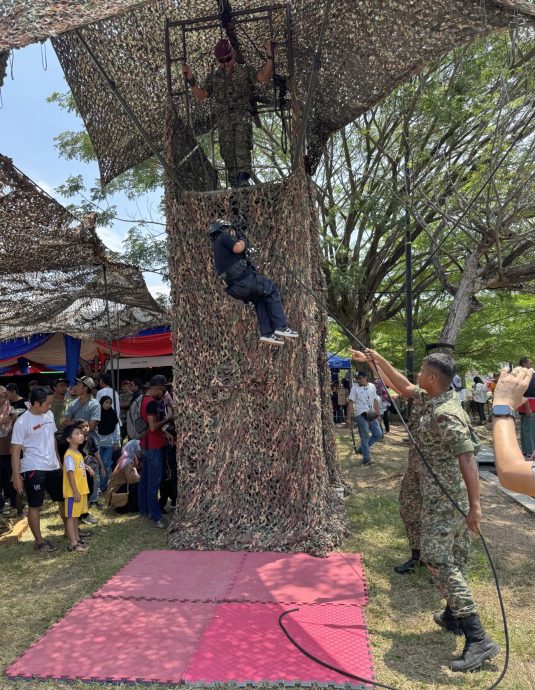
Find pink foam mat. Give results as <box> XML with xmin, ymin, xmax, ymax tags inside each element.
<box><xmin>5</xmin><ymin>598</ymin><xmax>216</xmax><ymax>685</ymax></box>
<box><xmin>6</xmin><ymin>551</ymin><xmax>374</xmax><ymax>688</ymax></box>
<box><xmin>93</xmin><ymin>550</ymin><xmax>368</xmax><ymax>606</ymax></box>
<box><xmin>93</xmin><ymin>549</ymin><xmax>245</xmax><ymax>601</ymax></box>
<box><xmin>185</xmin><ymin>603</ymin><xmax>374</xmax><ymax>687</ymax></box>
<box><xmin>227</xmin><ymin>551</ymin><xmax>368</xmax><ymax>605</ymax></box>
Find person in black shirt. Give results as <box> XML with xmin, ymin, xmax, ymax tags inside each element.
<box><xmin>209</xmin><ymin>218</ymin><xmax>298</xmax><ymax>346</ymax></box>
<box><xmin>5</xmin><ymin>384</ymin><xmax>27</xmax><ymax>415</ymax></box>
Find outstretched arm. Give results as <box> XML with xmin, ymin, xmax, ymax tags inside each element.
<box><xmin>351</xmin><ymin>349</ymin><xmax>414</xmax><ymax>399</ymax></box>
<box><xmin>492</xmin><ymin>367</ymin><xmax>535</xmax><ymax>495</ymax></box>
<box><xmin>256</xmin><ymin>41</ymin><xmax>274</xmax><ymax>84</ymax></box>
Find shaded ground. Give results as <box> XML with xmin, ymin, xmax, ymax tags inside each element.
<box><xmin>0</xmin><ymin>424</ymin><xmax>534</xmax><ymax>690</ymax></box>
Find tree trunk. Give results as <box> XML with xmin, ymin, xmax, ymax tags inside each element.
<box><xmin>439</xmin><ymin>251</ymin><xmax>483</xmax><ymax>347</ymax></box>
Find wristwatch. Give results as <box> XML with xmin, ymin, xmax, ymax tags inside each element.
<box><xmin>492</xmin><ymin>404</ymin><xmax>515</xmax><ymax>417</ymax></box>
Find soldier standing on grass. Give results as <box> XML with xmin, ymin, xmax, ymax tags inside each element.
<box><xmin>351</xmin><ymin>348</ymin><xmax>500</xmax><ymax>672</ymax></box>
<box><xmin>182</xmin><ymin>38</ymin><xmax>274</xmax><ymax>188</ymax></box>
<box><xmin>394</xmin><ymin>401</ymin><xmax>425</xmax><ymax>574</ymax></box>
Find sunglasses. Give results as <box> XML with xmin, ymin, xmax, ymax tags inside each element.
<box><xmin>218</xmin><ymin>54</ymin><xmax>234</xmax><ymax>64</ymax></box>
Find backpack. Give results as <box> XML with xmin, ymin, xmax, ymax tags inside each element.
<box><xmin>126</xmin><ymin>396</ymin><xmax>148</xmax><ymax>440</ymax></box>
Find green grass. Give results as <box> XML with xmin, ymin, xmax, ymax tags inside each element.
<box><xmin>0</xmin><ymin>424</ymin><xmax>534</xmax><ymax>690</ymax></box>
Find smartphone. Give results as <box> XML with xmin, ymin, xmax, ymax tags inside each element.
<box><xmin>526</xmin><ymin>372</ymin><xmax>535</xmax><ymax>398</ymax></box>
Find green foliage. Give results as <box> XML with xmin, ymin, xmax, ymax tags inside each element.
<box><xmin>122</xmin><ymin>226</ymin><xmax>168</xmax><ymax>278</ymax></box>
<box><xmin>318</xmin><ymin>30</ymin><xmax>535</xmax><ymax>348</ymax></box>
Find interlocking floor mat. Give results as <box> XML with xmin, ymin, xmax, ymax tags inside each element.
<box><xmin>6</xmin><ymin>550</ymin><xmax>374</xmax><ymax>687</ymax></box>
<box><xmin>93</xmin><ymin>549</ymin><xmax>244</xmax><ymax>601</ymax></box>
<box><xmin>184</xmin><ymin>603</ymin><xmax>374</xmax><ymax>687</ymax></box>
<box><xmin>5</xmin><ymin>598</ymin><xmax>216</xmax><ymax>685</ymax></box>
<box><xmin>93</xmin><ymin>550</ymin><xmax>368</xmax><ymax>605</ymax></box>
<box><xmin>226</xmin><ymin>551</ymin><xmax>368</xmax><ymax>605</ymax></box>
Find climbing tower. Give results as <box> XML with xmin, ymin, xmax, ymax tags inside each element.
<box><xmin>165</xmin><ymin>154</ymin><xmax>346</xmax><ymax>553</ymax></box>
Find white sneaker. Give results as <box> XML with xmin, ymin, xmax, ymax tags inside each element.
<box><xmin>275</xmin><ymin>327</ymin><xmax>299</xmax><ymax>338</ymax></box>
<box><xmin>259</xmin><ymin>333</ymin><xmax>285</xmax><ymax>346</ymax></box>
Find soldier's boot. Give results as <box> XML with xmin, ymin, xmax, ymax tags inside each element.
<box><xmin>433</xmin><ymin>604</ymin><xmax>462</xmax><ymax>635</ymax></box>
<box><xmin>393</xmin><ymin>549</ymin><xmax>423</xmax><ymax>574</ymax></box>
<box><xmin>450</xmin><ymin>613</ymin><xmax>500</xmax><ymax>672</ymax></box>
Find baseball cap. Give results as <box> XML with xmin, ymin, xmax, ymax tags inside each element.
<box><xmin>76</xmin><ymin>375</ymin><xmax>96</xmax><ymax>390</ymax></box>
<box><xmin>53</xmin><ymin>377</ymin><xmax>69</xmax><ymax>387</ymax></box>
<box><xmin>149</xmin><ymin>374</ymin><xmax>168</xmax><ymax>387</ymax></box>
<box><xmin>28</xmin><ymin>379</ymin><xmax>39</xmax><ymax>386</ymax></box>
<box><xmin>355</xmin><ymin>371</ymin><xmax>367</xmax><ymax>378</ymax></box>
<box><xmin>214</xmin><ymin>38</ymin><xmax>232</xmax><ymax>60</ymax></box>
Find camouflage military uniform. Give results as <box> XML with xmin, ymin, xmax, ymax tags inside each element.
<box><xmin>398</xmin><ymin>400</ymin><xmax>425</xmax><ymax>551</ymax></box>
<box><xmin>413</xmin><ymin>385</ymin><xmax>477</xmax><ymax>618</ymax></box>
<box><xmin>204</xmin><ymin>64</ymin><xmax>257</xmax><ymax>179</ymax></box>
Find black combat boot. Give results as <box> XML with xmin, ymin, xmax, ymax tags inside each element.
<box><xmin>393</xmin><ymin>549</ymin><xmax>423</xmax><ymax>574</ymax></box>
<box><xmin>433</xmin><ymin>605</ymin><xmax>462</xmax><ymax>635</ymax></box>
<box><xmin>450</xmin><ymin>613</ymin><xmax>500</xmax><ymax>672</ymax></box>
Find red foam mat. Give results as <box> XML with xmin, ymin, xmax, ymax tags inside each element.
<box><xmin>93</xmin><ymin>550</ymin><xmax>368</xmax><ymax>606</ymax></box>
<box><xmin>93</xmin><ymin>549</ymin><xmax>244</xmax><ymax>601</ymax></box>
<box><xmin>185</xmin><ymin>603</ymin><xmax>374</xmax><ymax>687</ymax></box>
<box><xmin>227</xmin><ymin>551</ymin><xmax>368</xmax><ymax>605</ymax></box>
<box><xmin>5</xmin><ymin>598</ymin><xmax>216</xmax><ymax>685</ymax></box>
<box><xmin>6</xmin><ymin>551</ymin><xmax>374</xmax><ymax>687</ymax></box>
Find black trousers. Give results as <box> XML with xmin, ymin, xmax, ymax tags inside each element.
<box><xmin>159</xmin><ymin>445</ymin><xmax>178</xmax><ymax>509</ymax></box>
<box><xmin>475</xmin><ymin>402</ymin><xmax>486</xmax><ymax>423</ymax></box>
<box><xmin>0</xmin><ymin>454</ymin><xmax>15</xmax><ymax>509</ymax></box>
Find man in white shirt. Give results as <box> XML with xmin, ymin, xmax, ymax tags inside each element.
<box><xmin>347</xmin><ymin>371</ymin><xmax>383</xmax><ymax>465</ymax></box>
<box><xmin>11</xmin><ymin>386</ymin><xmax>64</xmax><ymax>553</ymax></box>
<box><xmin>95</xmin><ymin>373</ymin><xmax>121</xmax><ymax>415</ymax></box>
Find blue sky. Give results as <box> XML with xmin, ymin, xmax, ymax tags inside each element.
<box><xmin>0</xmin><ymin>42</ymin><xmax>166</xmax><ymax>298</ymax></box>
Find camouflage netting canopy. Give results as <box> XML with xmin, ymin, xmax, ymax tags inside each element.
<box><xmin>0</xmin><ymin>155</ymin><xmax>164</xmax><ymax>339</ymax></box>
<box><xmin>2</xmin><ymin>1</ymin><xmax>534</xmax><ymax>186</ymax></box>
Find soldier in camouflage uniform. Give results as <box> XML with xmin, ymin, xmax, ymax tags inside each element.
<box><xmin>182</xmin><ymin>38</ymin><xmax>274</xmax><ymax>187</ymax></box>
<box><xmin>394</xmin><ymin>404</ymin><xmax>424</xmax><ymax>574</ymax></box>
<box><xmin>351</xmin><ymin>348</ymin><xmax>500</xmax><ymax>673</ymax></box>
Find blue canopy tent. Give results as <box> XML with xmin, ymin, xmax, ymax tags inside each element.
<box><xmin>327</xmin><ymin>353</ymin><xmax>351</xmax><ymax>370</ymax></box>
<box><xmin>327</xmin><ymin>352</ymin><xmax>352</xmax><ymax>385</ymax></box>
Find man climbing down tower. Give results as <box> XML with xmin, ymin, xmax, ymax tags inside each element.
<box><xmin>182</xmin><ymin>38</ymin><xmax>274</xmax><ymax>188</ymax></box>
<box><xmin>209</xmin><ymin>218</ymin><xmax>298</xmax><ymax>346</ymax></box>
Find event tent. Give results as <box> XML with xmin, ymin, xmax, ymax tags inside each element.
<box><xmin>0</xmin><ymin>326</ymin><xmax>172</xmax><ymax>382</ymax></box>
<box><xmin>327</xmin><ymin>353</ymin><xmax>351</xmax><ymax>370</ymax></box>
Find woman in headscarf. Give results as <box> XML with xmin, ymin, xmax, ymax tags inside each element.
<box><xmin>106</xmin><ymin>439</ymin><xmax>141</xmax><ymax>513</ymax></box>
<box><xmin>97</xmin><ymin>395</ymin><xmax>121</xmax><ymax>498</ymax></box>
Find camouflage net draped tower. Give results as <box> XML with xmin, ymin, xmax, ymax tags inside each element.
<box><xmin>166</xmin><ymin>148</ymin><xmax>346</xmax><ymax>554</ymax></box>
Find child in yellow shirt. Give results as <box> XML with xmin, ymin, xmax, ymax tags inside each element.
<box><xmin>63</xmin><ymin>424</ymin><xmax>90</xmax><ymax>553</ymax></box>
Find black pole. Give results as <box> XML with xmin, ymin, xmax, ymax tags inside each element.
<box><xmin>292</xmin><ymin>0</ymin><xmax>332</xmax><ymax>167</ymax></box>
<box><xmin>101</xmin><ymin>264</ymin><xmax>116</xmax><ymax>399</ymax></box>
<box><xmin>74</xmin><ymin>29</ymin><xmax>183</xmax><ymax>190</ymax></box>
<box><xmin>403</xmin><ymin>95</ymin><xmax>414</xmax><ymax>383</ymax></box>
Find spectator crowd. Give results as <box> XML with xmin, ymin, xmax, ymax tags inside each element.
<box><xmin>0</xmin><ymin>372</ymin><xmax>177</xmax><ymax>547</ymax></box>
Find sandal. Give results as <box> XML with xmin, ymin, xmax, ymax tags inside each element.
<box><xmin>68</xmin><ymin>543</ymin><xmax>88</xmax><ymax>553</ymax></box>
<box><xmin>77</xmin><ymin>530</ymin><xmax>92</xmax><ymax>538</ymax></box>
<box><xmin>34</xmin><ymin>541</ymin><xmax>57</xmax><ymax>553</ymax></box>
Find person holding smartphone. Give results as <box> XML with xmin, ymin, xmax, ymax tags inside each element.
<box><xmin>492</xmin><ymin>366</ymin><xmax>535</xmax><ymax>496</ymax></box>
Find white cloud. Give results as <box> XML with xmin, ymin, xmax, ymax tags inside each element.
<box><xmin>148</xmin><ymin>283</ymin><xmax>170</xmax><ymax>298</ymax></box>
<box><xmin>35</xmin><ymin>180</ymin><xmax>55</xmax><ymax>197</ymax></box>
<box><xmin>97</xmin><ymin>226</ymin><xmax>126</xmax><ymax>254</ymax></box>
